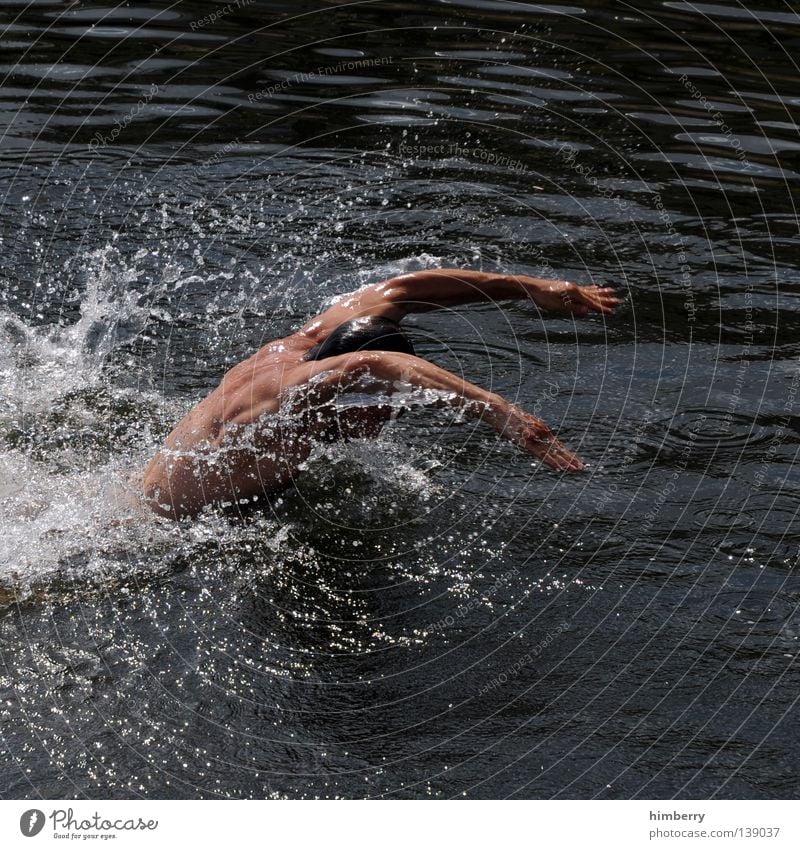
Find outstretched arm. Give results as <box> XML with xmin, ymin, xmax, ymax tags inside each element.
<box><xmin>289</xmin><ymin>351</ymin><xmax>584</xmax><ymax>472</ymax></box>
<box><xmin>140</xmin><ymin>349</ymin><xmax>584</xmax><ymax>519</ymax></box>
<box><xmin>300</xmin><ymin>268</ymin><xmax>619</xmax><ymax>341</ymax></box>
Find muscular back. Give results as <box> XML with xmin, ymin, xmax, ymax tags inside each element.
<box><xmin>141</xmin><ymin>330</ymin><xmax>393</xmax><ymax>518</ymax></box>
<box><xmin>142</xmin><ymin>332</ymin><xmax>316</xmax><ymax>517</ymax></box>
<box><xmin>140</xmin><ymin>269</ymin><xmax>615</xmax><ymax>518</ymax></box>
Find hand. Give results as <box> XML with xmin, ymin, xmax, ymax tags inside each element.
<box><xmin>501</xmin><ymin>408</ymin><xmax>584</xmax><ymax>472</ymax></box>
<box><xmin>523</xmin><ymin>277</ymin><xmax>619</xmax><ymax>317</ymax></box>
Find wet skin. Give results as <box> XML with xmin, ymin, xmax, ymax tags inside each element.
<box><xmin>141</xmin><ymin>269</ymin><xmax>619</xmax><ymax>519</ymax></box>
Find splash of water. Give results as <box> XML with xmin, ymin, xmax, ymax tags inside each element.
<box><xmin>0</xmin><ymin>245</ymin><xmax>192</xmax><ymax>603</ymax></box>
<box><xmin>0</xmin><ymin>246</ymin><xmax>458</xmax><ymax>606</ymax></box>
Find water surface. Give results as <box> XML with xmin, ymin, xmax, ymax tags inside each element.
<box><xmin>1</xmin><ymin>0</ymin><xmax>799</xmax><ymax>799</ymax></box>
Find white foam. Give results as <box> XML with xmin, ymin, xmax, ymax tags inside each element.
<box><xmin>0</xmin><ymin>245</ymin><xmax>178</xmax><ymax>599</ymax></box>
<box><xmin>0</xmin><ymin>247</ymin><xmax>462</xmax><ymax>603</ymax></box>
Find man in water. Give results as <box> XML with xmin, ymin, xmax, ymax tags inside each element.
<box><xmin>141</xmin><ymin>268</ymin><xmax>618</xmax><ymax>519</ymax></box>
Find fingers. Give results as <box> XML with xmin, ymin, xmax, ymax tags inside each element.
<box><xmin>534</xmin><ymin>433</ymin><xmax>585</xmax><ymax>472</ymax></box>
<box><xmin>576</xmin><ymin>285</ymin><xmax>620</xmax><ymax>315</ymax></box>
<box><xmin>541</xmin><ymin>444</ymin><xmax>584</xmax><ymax>473</ymax></box>
<box><xmin>513</xmin><ymin>413</ymin><xmax>584</xmax><ymax>472</ymax></box>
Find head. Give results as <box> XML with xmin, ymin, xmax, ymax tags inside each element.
<box><xmin>302</xmin><ymin>315</ymin><xmax>415</xmax><ymax>362</ymax></box>
<box><xmin>302</xmin><ymin>316</ymin><xmax>415</xmax><ymax>440</ymax></box>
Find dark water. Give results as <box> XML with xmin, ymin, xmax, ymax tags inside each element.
<box><xmin>1</xmin><ymin>0</ymin><xmax>799</xmax><ymax>799</ymax></box>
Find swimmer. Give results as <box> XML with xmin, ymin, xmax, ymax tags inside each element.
<box><xmin>140</xmin><ymin>269</ymin><xmax>619</xmax><ymax>518</ymax></box>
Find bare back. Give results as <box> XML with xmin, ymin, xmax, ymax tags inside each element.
<box><xmin>140</xmin><ymin>269</ymin><xmax>617</xmax><ymax>519</ymax></box>
<box><xmin>141</xmin><ymin>329</ymin><xmax>391</xmax><ymax>517</ymax></box>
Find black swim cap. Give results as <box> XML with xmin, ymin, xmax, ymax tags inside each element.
<box><xmin>303</xmin><ymin>316</ymin><xmax>415</xmax><ymax>361</ymax></box>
